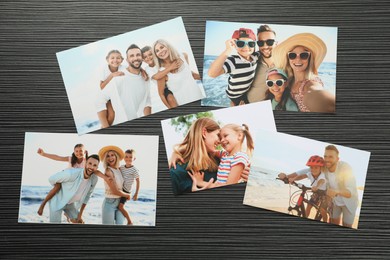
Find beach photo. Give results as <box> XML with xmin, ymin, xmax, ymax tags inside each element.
<box><xmin>243</xmin><ymin>130</ymin><xmax>370</xmax><ymax>229</ymax></box>
<box><xmin>57</xmin><ymin>17</ymin><xmax>205</xmax><ymax>135</ymax></box>
<box><xmin>19</xmin><ymin>132</ymin><xmax>158</xmax><ymax>226</ymax></box>
<box><xmin>202</xmin><ymin>21</ymin><xmax>337</xmax><ymax>113</ymax></box>
<box><xmin>161</xmin><ymin>101</ymin><xmax>276</xmax><ymax>195</ymax></box>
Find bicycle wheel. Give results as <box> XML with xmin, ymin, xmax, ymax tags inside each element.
<box><xmin>288</xmin><ymin>206</ymin><xmax>303</xmax><ymax>217</ymax></box>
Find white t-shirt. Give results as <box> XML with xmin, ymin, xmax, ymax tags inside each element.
<box><xmin>144</xmin><ymin>65</ymin><xmax>167</xmax><ymax>113</ymax></box>
<box><xmin>95</xmin><ymin>68</ymin><xmax>151</xmax><ymax>126</ymax></box>
<box><xmin>68</xmin><ymin>177</ymin><xmax>90</xmax><ymax>204</ymax></box>
<box><xmin>306</xmin><ymin>172</ymin><xmax>327</xmax><ymax>191</ymax></box>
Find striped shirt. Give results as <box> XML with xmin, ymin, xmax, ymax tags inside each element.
<box><xmin>216</xmin><ymin>151</ymin><xmax>249</xmax><ymax>184</ymax></box>
<box><xmin>119</xmin><ymin>165</ymin><xmax>140</xmax><ymax>193</ymax></box>
<box><xmin>223</xmin><ymin>52</ymin><xmax>259</xmax><ymax>98</ymax></box>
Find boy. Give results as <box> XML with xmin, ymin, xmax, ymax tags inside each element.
<box><xmin>289</xmin><ymin>155</ymin><xmax>330</xmax><ymax>222</ymax></box>
<box><xmin>208</xmin><ymin>28</ymin><xmax>259</xmax><ymax>106</ymax></box>
<box><xmin>118</xmin><ymin>149</ymin><xmax>141</xmax><ymax>225</ymax></box>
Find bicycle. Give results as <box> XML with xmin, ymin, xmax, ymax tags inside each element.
<box><xmin>276</xmin><ymin>177</ymin><xmax>332</xmax><ymax>223</ymax></box>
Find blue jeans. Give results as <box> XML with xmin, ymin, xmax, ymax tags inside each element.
<box><xmin>102</xmin><ymin>198</ymin><xmax>125</xmax><ymax>225</ymax></box>
<box><xmin>49</xmin><ymin>203</ymin><xmax>78</xmax><ymax>223</ymax></box>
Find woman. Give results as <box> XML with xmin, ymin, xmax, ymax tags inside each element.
<box><xmin>99</xmin><ymin>145</ymin><xmax>130</xmax><ymax>225</ymax></box>
<box><xmin>273</xmin><ymin>33</ymin><xmax>335</xmax><ymax>113</ymax></box>
<box><xmin>152</xmin><ymin>39</ymin><xmax>204</xmax><ymax>108</ymax></box>
<box><xmin>168</xmin><ymin>118</ymin><xmax>249</xmax><ymax>195</ymax></box>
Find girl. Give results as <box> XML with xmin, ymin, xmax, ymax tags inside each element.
<box><xmin>152</xmin><ymin>39</ymin><xmax>203</xmax><ymax>108</ymax></box>
<box><xmin>272</xmin><ymin>33</ymin><xmax>335</xmax><ymax>113</ymax></box>
<box><xmin>265</xmin><ymin>68</ymin><xmax>298</xmax><ymax>111</ymax></box>
<box><xmin>99</xmin><ymin>50</ymin><xmax>126</xmax><ymax>126</ymax></box>
<box><xmin>37</xmin><ymin>144</ymin><xmax>87</xmax><ymax>216</ymax></box>
<box><xmin>188</xmin><ymin>123</ymin><xmax>254</xmax><ymax>190</ymax></box>
<box><xmin>141</xmin><ymin>46</ymin><xmax>178</xmax><ymax>112</ymax></box>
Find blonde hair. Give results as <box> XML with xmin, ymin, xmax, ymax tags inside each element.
<box><xmin>222</xmin><ymin>123</ymin><xmax>254</xmax><ymax>157</ymax></box>
<box><xmin>175</xmin><ymin>118</ymin><xmax>220</xmax><ymax>172</ymax></box>
<box><xmin>152</xmin><ymin>39</ymin><xmax>181</xmax><ymax>69</ymax></box>
<box><xmin>102</xmin><ymin>150</ymin><xmax>120</xmax><ymax>169</ymax></box>
<box><xmin>106</xmin><ymin>50</ymin><xmax>123</xmax><ymax>60</ymax></box>
<box><xmin>283</xmin><ymin>45</ymin><xmax>319</xmax><ymax>88</ymax></box>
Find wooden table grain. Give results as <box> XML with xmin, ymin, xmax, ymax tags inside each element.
<box><xmin>1</xmin><ymin>0</ymin><xmax>389</xmax><ymax>259</ymax></box>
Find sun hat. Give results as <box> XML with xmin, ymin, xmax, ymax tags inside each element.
<box><xmin>98</xmin><ymin>145</ymin><xmax>124</xmax><ymax>161</ymax></box>
<box><xmin>232</xmin><ymin>28</ymin><xmax>256</xmax><ymax>41</ymax></box>
<box><xmin>306</xmin><ymin>155</ymin><xmax>325</xmax><ymax>167</ymax></box>
<box><xmin>273</xmin><ymin>33</ymin><xmax>327</xmax><ymax>70</ymax></box>
<box><xmin>266</xmin><ymin>68</ymin><xmax>288</xmax><ymax>80</ymax></box>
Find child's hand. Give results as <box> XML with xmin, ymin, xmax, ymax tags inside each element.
<box><xmin>278</xmin><ymin>173</ymin><xmax>287</xmax><ymax>180</ymax></box>
<box><xmin>126</xmin><ymin>194</ymin><xmax>131</xmax><ymax>200</ymax></box>
<box><xmin>168</xmin><ymin>59</ymin><xmax>181</xmax><ymax>72</ymax></box>
<box><xmin>132</xmin><ymin>193</ymin><xmax>138</xmax><ymax>201</ymax></box>
<box><xmin>168</xmin><ymin>152</ymin><xmax>185</xmax><ymax>169</ymax></box>
<box><xmin>312</xmin><ymin>185</ymin><xmax>318</xmax><ymax>192</ymax></box>
<box><xmin>288</xmin><ymin>177</ymin><xmax>295</xmax><ymax>184</ymax></box>
<box><xmin>37</xmin><ymin>148</ymin><xmax>44</xmax><ymax>156</ymax></box>
<box><xmin>140</xmin><ymin>68</ymin><xmax>149</xmax><ymax>81</ymax></box>
<box><xmin>224</xmin><ymin>39</ymin><xmax>236</xmax><ymax>55</ymax></box>
<box><xmin>112</xmin><ymin>71</ymin><xmax>125</xmax><ymax>77</ymax></box>
<box><xmin>241</xmin><ymin>164</ymin><xmax>251</xmax><ymax>181</ymax></box>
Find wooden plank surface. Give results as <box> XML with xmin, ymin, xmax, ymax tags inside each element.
<box><xmin>1</xmin><ymin>0</ymin><xmax>389</xmax><ymax>259</ymax></box>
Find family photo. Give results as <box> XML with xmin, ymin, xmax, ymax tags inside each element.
<box><xmin>243</xmin><ymin>130</ymin><xmax>370</xmax><ymax>229</ymax></box>
<box><xmin>161</xmin><ymin>101</ymin><xmax>276</xmax><ymax>195</ymax></box>
<box><xmin>202</xmin><ymin>21</ymin><xmax>337</xmax><ymax>113</ymax></box>
<box><xmin>57</xmin><ymin>17</ymin><xmax>205</xmax><ymax>135</ymax></box>
<box><xmin>18</xmin><ymin>133</ymin><xmax>158</xmax><ymax>226</ymax></box>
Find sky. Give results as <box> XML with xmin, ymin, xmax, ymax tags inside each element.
<box><xmin>21</xmin><ymin>132</ymin><xmax>159</xmax><ymax>190</ymax></box>
<box><xmin>251</xmin><ymin>129</ymin><xmax>371</xmax><ymax>187</ymax></box>
<box><xmin>161</xmin><ymin>100</ymin><xmax>277</xmax><ymax>159</ymax></box>
<box><xmin>204</xmin><ymin>20</ymin><xmax>338</xmax><ymax>63</ymax></box>
<box><xmin>56</xmin><ymin>17</ymin><xmax>200</xmax><ymax>133</ymax></box>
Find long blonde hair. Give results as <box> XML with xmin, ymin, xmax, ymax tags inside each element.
<box><xmin>222</xmin><ymin>123</ymin><xmax>254</xmax><ymax>157</ymax></box>
<box><xmin>102</xmin><ymin>150</ymin><xmax>120</xmax><ymax>169</ymax></box>
<box><xmin>283</xmin><ymin>45</ymin><xmax>319</xmax><ymax>88</ymax></box>
<box><xmin>175</xmin><ymin>118</ymin><xmax>220</xmax><ymax>172</ymax></box>
<box><xmin>152</xmin><ymin>39</ymin><xmax>181</xmax><ymax>69</ymax></box>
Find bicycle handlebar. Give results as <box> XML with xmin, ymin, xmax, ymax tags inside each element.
<box><xmin>276</xmin><ymin>177</ymin><xmax>312</xmax><ymax>191</ymax></box>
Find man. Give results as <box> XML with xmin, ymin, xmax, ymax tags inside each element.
<box><xmin>279</xmin><ymin>145</ymin><xmax>359</xmax><ymax>228</ymax></box>
<box><xmin>96</xmin><ymin>44</ymin><xmax>151</xmax><ymax>128</ymax></box>
<box><xmin>48</xmin><ymin>154</ymin><xmax>100</xmax><ymax>223</ymax></box>
<box><xmin>247</xmin><ymin>24</ymin><xmax>277</xmax><ymax>103</ymax></box>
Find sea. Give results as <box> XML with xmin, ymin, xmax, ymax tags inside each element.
<box><xmin>201</xmin><ymin>55</ymin><xmax>337</xmax><ymax>107</ymax></box>
<box><xmin>18</xmin><ymin>185</ymin><xmax>156</xmax><ymax>226</ymax></box>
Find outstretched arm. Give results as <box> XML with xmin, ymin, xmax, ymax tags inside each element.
<box><xmin>37</xmin><ymin>148</ymin><xmax>69</xmax><ymax>162</ymax></box>
<box><xmin>305</xmin><ymin>82</ymin><xmax>336</xmax><ymax>113</ymax></box>
<box><xmin>208</xmin><ymin>39</ymin><xmax>235</xmax><ymax>78</ymax></box>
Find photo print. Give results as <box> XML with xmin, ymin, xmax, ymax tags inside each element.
<box><xmin>202</xmin><ymin>21</ymin><xmax>337</xmax><ymax>113</ymax></box>
<box><xmin>57</xmin><ymin>17</ymin><xmax>205</xmax><ymax>135</ymax></box>
<box><xmin>19</xmin><ymin>132</ymin><xmax>158</xmax><ymax>226</ymax></box>
<box><xmin>243</xmin><ymin>130</ymin><xmax>370</xmax><ymax>229</ymax></box>
<box><xmin>161</xmin><ymin>101</ymin><xmax>276</xmax><ymax>195</ymax></box>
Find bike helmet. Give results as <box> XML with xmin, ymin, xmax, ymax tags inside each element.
<box><xmin>306</xmin><ymin>155</ymin><xmax>324</xmax><ymax>167</ymax></box>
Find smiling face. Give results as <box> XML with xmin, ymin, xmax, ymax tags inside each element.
<box><xmin>126</xmin><ymin>48</ymin><xmax>143</xmax><ymax>69</ymax></box>
<box><xmin>142</xmin><ymin>49</ymin><xmax>155</xmax><ymax>67</ymax></box>
<box><xmin>324</xmin><ymin>149</ymin><xmax>339</xmax><ymax>172</ymax></box>
<box><xmin>219</xmin><ymin>127</ymin><xmax>242</xmax><ymax>154</ymax></box>
<box><xmin>84</xmin><ymin>157</ymin><xmax>99</xmax><ymax>178</ymax></box>
<box><xmin>124</xmin><ymin>152</ymin><xmax>135</xmax><ymax>166</ymax></box>
<box><xmin>154</xmin><ymin>43</ymin><xmax>170</xmax><ymax>60</ymax></box>
<box><xmin>267</xmin><ymin>73</ymin><xmax>287</xmax><ymax>101</ymax></box>
<box><xmin>288</xmin><ymin>46</ymin><xmax>310</xmax><ymax>73</ymax></box>
<box><xmin>203</xmin><ymin>129</ymin><xmax>221</xmax><ymax>153</ymax></box>
<box><xmin>310</xmin><ymin>165</ymin><xmax>322</xmax><ymax>177</ymax></box>
<box><xmin>105</xmin><ymin>151</ymin><xmax>118</xmax><ymax>167</ymax></box>
<box><xmin>74</xmin><ymin>146</ymin><xmax>85</xmax><ymax>160</ymax></box>
<box><xmin>258</xmin><ymin>31</ymin><xmax>276</xmax><ymax>58</ymax></box>
<box><xmin>107</xmin><ymin>52</ymin><xmax>123</xmax><ymax>70</ymax></box>
<box><xmin>235</xmin><ymin>37</ymin><xmax>255</xmax><ymax>59</ymax></box>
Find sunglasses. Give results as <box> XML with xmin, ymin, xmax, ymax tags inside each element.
<box><xmin>257</xmin><ymin>39</ymin><xmax>275</xmax><ymax>47</ymax></box>
<box><xmin>236</xmin><ymin>40</ymin><xmax>256</xmax><ymax>48</ymax></box>
<box><xmin>288</xmin><ymin>51</ymin><xmax>311</xmax><ymax>60</ymax></box>
<box><xmin>266</xmin><ymin>79</ymin><xmax>286</xmax><ymax>87</ymax></box>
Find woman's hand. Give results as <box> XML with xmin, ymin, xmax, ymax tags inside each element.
<box><xmin>240</xmin><ymin>164</ymin><xmax>251</xmax><ymax>181</ymax></box>
<box><xmin>168</xmin><ymin>59</ymin><xmax>181</xmax><ymax>72</ymax></box>
<box><xmin>188</xmin><ymin>171</ymin><xmax>214</xmax><ymax>192</ymax></box>
<box><xmin>37</xmin><ymin>148</ymin><xmax>44</xmax><ymax>156</ymax></box>
<box><xmin>168</xmin><ymin>151</ymin><xmax>184</xmax><ymax>169</ymax></box>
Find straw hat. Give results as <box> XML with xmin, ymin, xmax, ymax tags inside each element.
<box><xmin>273</xmin><ymin>33</ymin><xmax>327</xmax><ymax>70</ymax></box>
<box><xmin>98</xmin><ymin>145</ymin><xmax>124</xmax><ymax>161</ymax></box>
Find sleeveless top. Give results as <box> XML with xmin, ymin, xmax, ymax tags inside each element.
<box><xmin>67</xmin><ymin>157</ymin><xmax>86</xmax><ymax>169</ymax></box>
<box><xmin>104</xmin><ymin>166</ymin><xmax>124</xmax><ymax>198</ymax></box>
<box><xmin>291</xmin><ymin>77</ymin><xmax>323</xmax><ymax>112</ymax></box>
